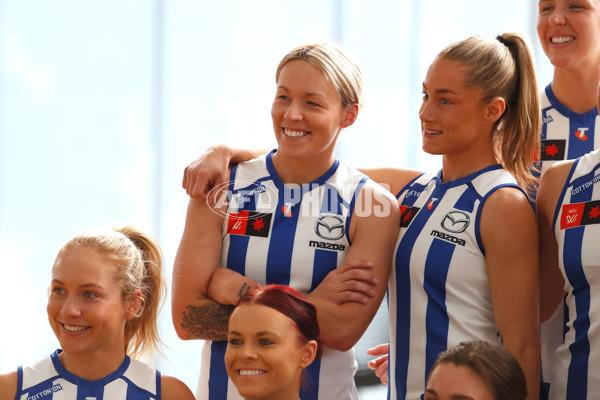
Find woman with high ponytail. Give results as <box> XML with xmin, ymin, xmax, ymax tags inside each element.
<box><xmin>0</xmin><ymin>225</ymin><xmax>194</xmax><ymax>400</ymax></box>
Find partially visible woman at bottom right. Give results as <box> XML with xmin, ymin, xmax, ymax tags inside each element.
<box><xmin>424</xmin><ymin>341</ymin><xmax>527</xmax><ymax>400</ymax></box>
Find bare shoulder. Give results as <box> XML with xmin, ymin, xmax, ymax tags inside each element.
<box><xmin>0</xmin><ymin>370</ymin><xmax>18</xmax><ymax>400</ymax></box>
<box><xmin>537</xmin><ymin>159</ymin><xmax>574</xmax><ymax>220</ymax></box>
<box><xmin>356</xmin><ymin>179</ymin><xmax>401</xmax><ymax>223</ymax></box>
<box><xmin>486</xmin><ymin>185</ymin><xmax>532</xmax><ymax>211</ymax></box>
<box><xmin>361</xmin><ymin>179</ymin><xmax>401</xmax><ymax>204</ymax></box>
<box><xmin>160</xmin><ymin>374</ymin><xmax>195</xmax><ymax>400</ymax></box>
<box><xmin>481</xmin><ymin>186</ymin><xmax>535</xmax><ymax>233</ymax></box>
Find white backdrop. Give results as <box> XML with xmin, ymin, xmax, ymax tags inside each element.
<box><xmin>0</xmin><ymin>0</ymin><xmax>552</xmax><ymax>392</ymax></box>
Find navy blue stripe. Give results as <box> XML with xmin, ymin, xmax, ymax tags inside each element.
<box><xmin>208</xmin><ymin>341</ymin><xmax>229</xmax><ymax>400</ymax></box>
<box><xmin>563</xmin><ymin>226</ymin><xmax>590</xmax><ymax>400</ymax></box>
<box><xmin>320</xmin><ymin>183</ymin><xmax>344</xmax><ymax>214</ymax></box>
<box><xmin>423</xmin><ymin>238</ymin><xmax>455</xmax><ymax>380</ymax></box>
<box><xmin>552</xmin><ymin>159</ymin><xmax>581</xmax><ymax>230</ymax></box>
<box><xmin>76</xmin><ymin>382</ymin><xmax>103</xmax><ymax>400</ymax></box>
<box><xmin>394</xmin><ymin>190</ymin><xmax>440</xmax><ymax>398</ymax></box>
<box><xmin>311</xmin><ymin>249</ymin><xmax>338</xmax><ymax>291</ymax></box>
<box><xmin>345</xmin><ymin>176</ymin><xmax>367</xmax><ymax>244</ymax></box>
<box><xmin>300</xmin><ymin>357</ymin><xmax>321</xmax><ymax>400</ymax></box>
<box><xmin>265</xmin><ymin>195</ymin><xmax>299</xmax><ymax>285</ymax></box>
<box><xmin>122</xmin><ymin>373</ymin><xmax>160</xmax><ymax>399</ymax></box>
<box><xmin>16</xmin><ymin>366</ymin><xmax>23</xmax><ymax>396</ymax></box>
<box><xmin>563</xmin><ymin>170</ymin><xmax>594</xmax><ymax>399</ymax></box>
<box><xmin>568</xmin><ymin>119</ymin><xmax>595</xmax><ymax>160</ymax></box>
<box><xmin>393</xmin><ymin>231</ymin><xmax>415</xmax><ymax>399</ymax></box>
<box><xmin>227</xmin><ymin>235</ymin><xmax>249</xmax><ymax>275</ymax></box>
<box><xmin>454</xmin><ymin>182</ymin><xmax>478</xmax><ymax>212</ymax></box>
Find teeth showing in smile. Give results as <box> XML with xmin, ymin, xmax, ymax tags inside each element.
<box><xmin>239</xmin><ymin>369</ymin><xmax>266</xmax><ymax>376</ymax></box>
<box><xmin>425</xmin><ymin>129</ymin><xmax>442</xmax><ymax>135</ymax></box>
<box><xmin>63</xmin><ymin>324</ymin><xmax>88</xmax><ymax>332</ymax></box>
<box><xmin>283</xmin><ymin>129</ymin><xmax>309</xmax><ymax>137</ymax></box>
<box><xmin>551</xmin><ymin>36</ymin><xmax>574</xmax><ymax>44</ymax></box>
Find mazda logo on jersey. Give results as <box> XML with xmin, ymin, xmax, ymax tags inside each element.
<box><xmin>315</xmin><ymin>215</ymin><xmax>345</xmax><ymax>240</ymax></box>
<box><xmin>441</xmin><ymin>210</ymin><xmax>470</xmax><ymax>233</ymax></box>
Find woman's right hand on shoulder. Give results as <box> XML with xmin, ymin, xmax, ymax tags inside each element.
<box><xmin>182</xmin><ymin>144</ymin><xmax>233</xmax><ymax>199</ymax></box>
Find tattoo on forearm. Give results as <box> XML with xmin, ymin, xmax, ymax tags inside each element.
<box><xmin>237</xmin><ymin>282</ymin><xmax>251</xmax><ymax>298</ymax></box>
<box><xmin>180</xmin><ymin>300</ymin><xmax>234</xmax><ymax>341</ymax></box>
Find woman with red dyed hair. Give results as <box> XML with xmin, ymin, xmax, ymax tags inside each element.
<box><xmin>225</xmin><ymin>284</ymin><xmax>321</xmax><ymax>400</ymax></box>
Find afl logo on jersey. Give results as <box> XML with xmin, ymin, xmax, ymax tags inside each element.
<box><xmin>441</xmin><ymin>210</ymin><xmax>470</xmax><ymax>233</ymax></box>
<box><xmin>315</xmin><ymin>215</ymin><xmax>345</xmax><ymax>240</ymax></box>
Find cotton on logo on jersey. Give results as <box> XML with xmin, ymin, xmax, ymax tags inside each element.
<box><xmin>560</xmin><ymin>200</ymin><xmax>600</xmax><ymax>229</ymax></box>
<box><xmin>574</xmin><ymin>127</ymin><xmax>589</xmax><ymax>141</ymax></box>
<box><xmin>25</xmin><ymin>383</ymin><xmax>64</xmax><ymax>399</ymax></box>
<box><xmin>227</xmin><ymin>211</ymin><xmax>272</xmax><ymax>237</ymax></box>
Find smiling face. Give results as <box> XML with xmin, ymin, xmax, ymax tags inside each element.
<box><xmin>225</xmin><ymin>303</ymin><xmax>316</xmax><ymax>400</ymax></box>
<box><xmin>419</xmin><ymin>56</ymin><xmax>495</xmax><ymax>160</ymax></box>
<box><xmin>47</xmin><ymin>246</ymin><xmax>136</xmax><ymax>360</ymax></box>
<box><xmin>424</xmin><ymin>363</ymin><xmax>495</xmax><ymax>400</ymax></box>
<box><xmin>270</xmin><ymin>60</ymin><xmax>357</xmax><ymax>171</ymax></box>
<box><xmin>537</xmin><ymin>0</ymin><xmax>600</xmax><ymax>71</ymax></box>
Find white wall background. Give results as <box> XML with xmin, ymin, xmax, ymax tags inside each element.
<box><xmin>0</xmin><ymin>0</ymin><xmax>552</xmax><ymax>393</ymax></box>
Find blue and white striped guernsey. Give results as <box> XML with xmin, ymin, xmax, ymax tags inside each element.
<box><xmin>536</xmin><ymin>83</ymin><xmax>600</xmax><ymax>395</ymax></box>
<box><xmin>549</xmin><ymin>149</ymin><xmax>600</xmax><ymax>400</ymax></box>
<box><xmin>537</xmin><ymin>84</ymin><xmax>600</xmax><ymax>178</ymax></box>
<box><xmin>16</xmin><ymin>350</ymin><xmax>160</xmax><ymax>400</ymax></box>
<box><xmin>196</xmin><ymin>150</ymin><xmax>366</xmax><ymax>400</ymax></box>
<box><xmin>388</xmin><ymin>165</ymin><xmax>521</xmax><ymax>400</ymax></box>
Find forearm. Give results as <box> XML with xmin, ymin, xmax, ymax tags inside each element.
<box><xmin>173</xmin><ymin>296</ymin><xmax>233</xmax><ymax>341</ymax></box>
<box><xmin>506</xmin><ymin>340</ymin><xmax>540</xmax><ymax>400</ymax></box>
<box><xmin>218</xmin><ymin>144</ymin><xmax>269</xmax><ymax>164</ymax></box>
<box><xmin>207</xmin><ymin>268</ymin><xmax>259</xmax><ymax>305</ymax></box>
<box><xmin>308</xmin><ymin>296</ymin><xmax>382</xmax><ymax>351</ymax></box>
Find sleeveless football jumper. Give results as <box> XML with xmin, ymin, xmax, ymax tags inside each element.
<box><xmin>16</xmin><ymin>350</ymin><xmax>160</xmax><ymax>400</ymax></box>
<box><xmin>388</xmin><ymin>165</ymin><xmax>522</xmax><ymax>399</ymax></box>
<box><xmin>549</xmin><ymin>149</ymin><xmax>600</xmax><ymax>400</ymax></box>
<box><xmin>197</xmin><ymin>150</ymin><xmax>367</xmax><ymax>400</ymax></box>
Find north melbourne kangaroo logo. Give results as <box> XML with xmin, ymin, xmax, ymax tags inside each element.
<box><xmin>441</xmin><ymin>210</ymin><xmax>471</xmax><ymax>233</ymax></box>
<box><xmin>315</xmin><ymin>215</ymin><xmax>345</xmax><ymax>240</ymax></box>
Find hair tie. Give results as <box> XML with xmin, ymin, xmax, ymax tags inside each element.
<box><xmin>496</xmin><ymin>35</ymin><xmax>511</xmax><ymax>47</ymax></box>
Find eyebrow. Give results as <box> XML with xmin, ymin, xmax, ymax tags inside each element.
<box><xmin>422</xmin><ymin>83</ymin><xmax>460</xmax><ymax>96</ymax></box>
<box><xmin>50</xmin><ymin>279</ymin><xmax>104</xmax><ymax>289</ymax></box>
<box><xmin>276</xmin><ymin>85</ymin><xmax>327</xmax><ymax>99</ymax></box>
<box><xmin>424</xmin><ymin>389</ymin><xmax>476</xmax><ymax>400</ymax></box>
<box><xmin>228</xmin><ymin>330</ymin><xmax>278</xmax><ymax>337</ymax></box>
